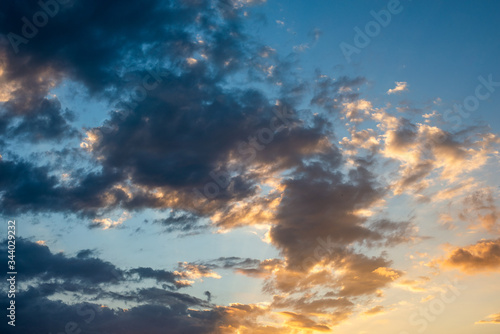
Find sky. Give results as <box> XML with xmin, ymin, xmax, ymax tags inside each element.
<box><xmin>0</xmin><ymin>0</ymin><xmax>500</xmax><ymax>333</ymax></box>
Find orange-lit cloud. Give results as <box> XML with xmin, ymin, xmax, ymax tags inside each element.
<box><xmin>476</xmin><ymin>313</ymin><xmax>500</xmax><ymax>324</ymax></box>
<box><xmin>369</xmin><ymin>109</ymin><xmax>500</xmax><ymax>197</ymax></box>
<box><xmin>279</xmin><ymin>312</ymin><xmax>331</xmax><ymax>332</ymax></box>
<box><xmin>439</xmin><ymin>238</ymin><xmax>500</xmax><ymax>273</ymax></box>
<box><xmin>396</xmin><ymin>276</ymin><xmax>430</xmax><ymax>292</ymax></box>
<box><xmin>363</xmin><ymin>305</ymin><xmax>385</xmax><ymax>316</ymax></box>
<box><xmin>91</xmin><ymin>211</ymin><xmax>130</xmax><ymax>229</ymax></box>
<box><xmin>175</xmin><ymin>262</ymin><xmax>222</xmax><ymax>282</ymax></box>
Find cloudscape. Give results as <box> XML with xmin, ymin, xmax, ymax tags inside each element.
<box><xmin>1</xmin><ymin>1</ymin><xmax>500</xmax><ymax>333</ymax></box>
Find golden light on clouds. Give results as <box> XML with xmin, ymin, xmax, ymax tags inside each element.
<box><xmin>476</xmin><ymin>313</ymin><xmax>500</xmax><ymax>325</ymax></box>
<box><xmin>439</xmin><ymin>238</ymin><xmax>500</xmax><ymax>273</ymax></box>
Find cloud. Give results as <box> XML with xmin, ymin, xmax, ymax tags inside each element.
<box><xmin>259</xmin><ymin>253</ymin><xmax>402</xmax><ymax>323</ymax></box>
<box><xmin>459</xmin><ymin>188</ymin><xmax>500</xmax><ymax>233</ymax></box>
<box><xmin>0</xmin><ymin>239</ymin><xmax>236</xmax><ymax>333</ymax></box>
<box><xmin>5</xmin><ymin>97</ymin><xmax>77</xmax><ymax>142</ymax></box>
<box><xmin>175</xmin><ymin>262</ymin><xmax>222</xmax><ymax>281</ymax></box>
<box><xmin>269</xmin><ymin>160</ymin><xmax>412</xmax><ymax>271</ymax></box>
<box><xmin>340</xmin><ymin>128</ymin><xmax>380</xmax><ymax>155</ymax></box>
<box><xmin>0</xmin><ymin>157</ymin><xmax>126</xmax><ymax>216</ymax></box>
<box><xmin>1</xmin><ymin>238</ymin><xmax>123</xmax><ymax>284</ymax></box>
<box><xmin>0</xmin><ymin>0</ymin><xmax>286</xmax><ymax>217</ymax></box>
<box><xmin>476</xmin><ymin>313</ymin><xmax>500</xmax><ymax>324</ymax></box>
<box><xmin>201</xmin><ymin>256</ymin><xmax>263</xmax><ymax>269</ymax></box>
<box><xmin>0</xmin><ymin>295</ymin><xmax>218</xmax><ymax>334</ymax></box>
<box><xmin>342</xmin><ymin>99</ymin><xmax>372</xmax><ymax>123</ymax></box>
<box><xmin>439</xmin><ymin>238</ymin><xmax>500</xmax><ymax>273</ymax></box>
<box><xmin>128</xmin><ymin>267</ymin><xmax>190</xmax><ymax>289</ymax></box>
<box><xmin>0</xmin><ymin>15</ymin><xmax>420</xmax><ymax>330</ymax></box>
<box><xmin>387</xmin><ymin>81</ymin><xmax>408</xmax><ymax>94</ymax></box>
<box><xmin>363</xmin><ymin>305</ymin><xmax>385</xmax><ymax>316</ymax></box>
<box><xmin>0</xmin><ymin>238</ymin><xmax>216</xmax><ymax>291</ymax></box>
<box><xmin>91</xmin><ymin>211</ymin><xmax>131</xmax><ymax>229</ymax></box>
<box><xmin>232</xmin><ymin>0</ymin><xmax>267</xmax><ymax>8</ymax></box>
<box><xmin>0</xmin><ymin>60</ymin><xmax>76</xmax><ymax>142</ymax></box>
<box><xmin>337</xmin><ymin>256</ymin><xmax>403</xmax><ymax>297</ymax></box>
<box><xmin>0</xmin><ymin>0</ymin><xmax>337</xmax><ymax>224</ymax></box>
<box><xmin>234</xmin><ymin>258</ymin><xmax>283</xmax><ymax>277</ymax></box>
<box><xmin>272</xmin><ymin>295</ymin><xmax>354</xmax><ymax>315</ymax></box>
<box><xmin>2</xmin><ymin>1</ymin><xmax>496</xmax><ymax>332</ymax></box>
<box><xmin>0</xmin><ymin>238</ymin><xmax>236</xmax><ymax>331</ymax></box>
<box><xmin>185</xmin><ymin>257</ymin><xmax>283</xmax><ymax>278</ymax></box>
<box><xmin>396</xmin><ymin>276</ymin><xmax>431</xmax><ymax>293</ymax></box>
<box><xmin>370</xmin><ymin>110</ymin><xmax>500</xmax><ymax>196</ymax></box>
<box><xmin>153</xmin><ymin>211</ymin><xmax>209</xmax><ymax>234</ymax></box>
<box><xmin>279</xmin><ymin>312</ymin><xmax>331</xmax><ymax>332</ymax></box>
<box><xmin>310</xmin><ymin>75</ymin><xmax>366</xmax><ymax>112</ymax></box>
<box><xmin>76</xmin><ymin>248</ymin><xmax>97</xmax><ymax>258</ymax></box>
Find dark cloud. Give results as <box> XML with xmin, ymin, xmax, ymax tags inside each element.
<box><xmin>0</xmin><ymin>238</ymin><xmax>208</xmax><ymax>290</ymax></box>
<box><xmin>99</xmin><ymin>287</ymin><xmax>211</xmax><ymax>308</ymax></box>
<box><xmin>153</xmin><ymin>211</ymin><xmax>208</xmax><ymax>233</ymax></box>
<box><xmin>0</xmin><ymin>244</ymin><xmax>297</xmax><ymax>333</ymax></box>
<box><xmin>207</xmin><ymin>256</ymin><xmax>262</xmax><ymax>269</ymax></box>
<box><xmin>76</xmin><ymin>248</ymin><xmax>97</xmax><ymax>258</ymax></box>
<box><xmin>0</xmin><ymin>239</ymin><xmax>226</xmax><ymax>333</ymax></box>
<box><xmin>204</xmin><ymin>290</ymin><xmax>212</xmax><ymax>302</ymax></box>
<box><xmin>0</xmin><ymin>0</ymin><xmax>261</xmax><ymax>148</ymax></box>
<box><xmin>93</xmin><ymin>81</ymin><xmax>274</xmax><ymax>192</ymax></box>
<box><xmin>0</xmin><ymin>157</ymin><xmax>124</xmax><ymax>216</ymax></box>
<box><xmin>270</xmin><ymin>162</ymin><xmax>388</xmax><ymax>270</ymax></box>
<box><xmin>0</xmin><ymin>0</ymin><xmax>207</xmax><ymax>92</ymax></box>
<box><xmin>127</xmin><ymin>267</ymin><xmax>184</xmax><ymax>289</ymax></box>
<box><xmin>310</xmin><ymin>74</ymin><xmax>366</xmax><ymax>112</ymax></box>
<box><xmin>0</xmin><ymin>294</ymin><xmax>219</xmax><ymax>334</ymax></box>
<box><xmin>2</xmin><ymin>238</ymin><xmax>123</xmax><ymax>283</ymax></box>
<box><xmin>0</xmin><ymin>0</ymin><xmax>325</xmax><ymax>220</ymax></box>
<box><xmin>0</xmin><ymin>158</ymin><xmax>63</xmax><ymax>215</ymax></box>
<box><xmin>4</xmin><ymin>97</ymin><xmax>77</xmax><ymax>142</ymax></box>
